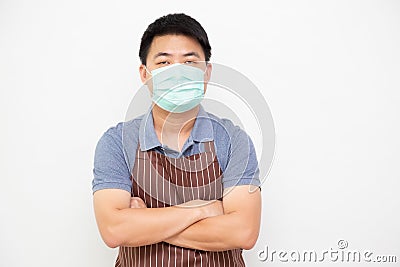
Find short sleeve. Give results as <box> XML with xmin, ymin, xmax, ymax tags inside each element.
<box><xmin>92</xmin><ymin>125</ymin><xmax>132</xmax><ymax>194</ymax></box>
<box><xmin>222</xmin><ymin>126</ymin><xmax>261</xmax><ymax>189</ymax></box>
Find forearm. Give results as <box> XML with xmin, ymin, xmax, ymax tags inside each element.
<box><xmin>164</xmin><ymin>211</ymin><xmax>258</xmax><ymax>251</ymax></box>
<box><xmin>164</xmin><ymin>186</ymin><xmax>262</xmax><ymax>251</ymax></box>
<box><xmin>101</xmin><ymin>205</ymin><xmax>203</xmax><ymax>248</ymax></box>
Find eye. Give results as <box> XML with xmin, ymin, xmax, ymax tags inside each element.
<box><xmin>157</xmin><ymin>61</ymin><xmax>170</xmax><ymax>65</ymax></box>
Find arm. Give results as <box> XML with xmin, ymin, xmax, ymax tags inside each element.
<box><xmin>163</xmin><ymin>185</ymin><xmax>261</xmax><ymax>251</ymax></box>
<box><xmin>93</xmin><ymin>188</ymin><xmax>223</xmax><ymax>248</ymax></box>
<box><xmin>162</xmin><ymin>124</ymin><xmax>263</xmax><ymax>251</ymax></box>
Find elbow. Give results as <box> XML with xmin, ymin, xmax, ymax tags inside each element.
<box><xmin>241</xmin><ymin>236</ymin><xmax>257</xmax><ymax>250</ymax></box>
<box><xmin>104</xmin><ymin>238</ymin><xmax>120</xmax><ymax>249</ymax></box>
<box><xmin>101</xmin><ymin>226</ymin><xmax>123</xmax><ymax>249</ymax></box>
<box><xmin>238</xmin><ymin>228</ymin><xmax>259</xmax><ymax>250</ymax></box>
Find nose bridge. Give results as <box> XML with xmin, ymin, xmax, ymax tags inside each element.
<box><xmin>172</xmin><ymin>55</ymin><xmax>187</xmax><ymax>64</ymax></box>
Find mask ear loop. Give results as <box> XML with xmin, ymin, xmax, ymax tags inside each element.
<box><xmin>196</xmin><ymin>61</ymin><xmax>209</xmax><ymax>74</ymax></box>
<box><xmin>144</xmin><ymin>66</ymin><xmax>152</xmax><ymax>76</ymax></box>
<box><xmin>144</xmin><ymin>66</ymin><xmax>155</xmax><ymax>86</ymax></box>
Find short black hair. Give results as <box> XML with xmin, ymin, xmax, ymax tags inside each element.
<box><xmin>139</xmin><ymin>13</ymin><xmax>211</xmax><ymax>65</ymax></box>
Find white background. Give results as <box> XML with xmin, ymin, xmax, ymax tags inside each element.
<box><xmin>1</xmin><ymin>0</ymin><xmax>399</xmax><ymax>266</ymax></box>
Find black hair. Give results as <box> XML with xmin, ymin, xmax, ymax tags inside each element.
<box><xmin>139</xmin><ymin>13</ymin><xmax>211</xmax><ymax>65</ymax></box>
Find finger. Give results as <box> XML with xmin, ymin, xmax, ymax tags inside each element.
<box><xmin>138</xmin><ymin>202</ymin><xmax>147</xmax><ymax>208</ymax></box>
<box><xmin>130</xmin><ymin>199</ymin><xmax>137</xmax><ymax>208</ymax></box>
<box><xmin>133</xmin><ymin>197</ymin><xmax>147</xmax><ymax>207</ymax></box>
<box><xmin>130</xmin><ymin>198</ymin><xmax>147</xmax><ymax>208</ymax></box>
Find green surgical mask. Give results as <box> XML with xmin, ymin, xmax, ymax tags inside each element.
<box><xmin>148</xmin><ymin>63</ymin><xmax>205</xmax><ymax>113</ymax></box>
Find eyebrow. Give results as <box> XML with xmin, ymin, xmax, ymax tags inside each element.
<box><xmin>153</xmin><ymin>51</ymin><xmax>201</xmax><ymax>59</ymax></box>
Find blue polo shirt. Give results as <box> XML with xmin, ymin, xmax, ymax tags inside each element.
<box><xmin>92</xmin><ymin>105</ymin><xmax>260</xmax><ymax>193</ymax></box>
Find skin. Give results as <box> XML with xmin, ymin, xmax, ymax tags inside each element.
<box><xmin>93</xmin><ymin>34</ymin><xmax>262</xmax><ymax>251</ymax></box>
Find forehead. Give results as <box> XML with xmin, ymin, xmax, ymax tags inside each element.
<box><xmin>147</xmin><ymin>34</ymin><xmax>205</xmax><ymax>58</ymax></box>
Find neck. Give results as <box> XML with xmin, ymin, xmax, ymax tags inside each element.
<box><xmin>152</xmin><ymin>104</ymin><xmax>199</xmax><ymax>145</ymax></box>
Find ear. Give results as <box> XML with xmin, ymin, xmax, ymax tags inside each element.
<box><xmin>139</xmin><ymin>64</ymin><xmax>150</xmax><ymax>83</ymax></box>
<box><xmin>204</xmin><ymin>63</ymin><xmax>212</xmax><ymax>93</ymax></box>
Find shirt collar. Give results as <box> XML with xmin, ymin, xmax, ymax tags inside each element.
<box><xmin>138</xmin><ymin>105</ymin><xmax>214</xmax><ymax>151</ymax></box>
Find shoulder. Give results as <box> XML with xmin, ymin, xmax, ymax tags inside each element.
<box><xmin>100</xmin><ymin>122</ymin><xmax>123</xmax><ymax>143</ymax></box>
<box><xmin>92</xmin><ymin>115</ymin><xmax>145</xmax><ymax>193</ymax></box>
<box><xmin>205</xmin><ymin>112</ymin><xmax>255</xmax><ymax>170</ymax></box>
<box><xmin>95</xmin><ymin>122</ymin><xmax>124</xmax><ymax>157</ymax></box>
<box><xmin>95</xmin><ymin>115</ymin><xmax>144</xmax><ymax>169</ymax></box>
<box><xmin>204</xmin><ymin>111</ymin><xmax>260</xmax><ymax>188</ymax></box>
<box><xmin>206</xmin><ymin>112</ymin><xmax>249</xmax><ymax>144</ymax></box>
<box><xmin>98</xmin><ymin>115</ymin><xmax>143</xmax><ymax>145</ymax></box>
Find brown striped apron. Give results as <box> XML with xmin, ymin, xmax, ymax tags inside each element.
<box><xmin>115</xmin><ymin>140</ymin><xmax>246</xmax><ymax>267</ymax></box>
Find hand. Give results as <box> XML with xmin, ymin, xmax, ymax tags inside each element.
<box><xmin>202</xmin><ymin>199</ymin><xmax>223</xmax><ymax>218</ymax></box>
<box><xmin>130</xmin><ymin>197</ymin><xmax>147</xmax><ymax>209</ymax></box>
<box><xmin>177</xmin><ymin>199</ymin><xmax>223</xmax><ymax>219</ymax></box>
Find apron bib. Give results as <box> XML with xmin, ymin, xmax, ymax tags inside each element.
<box><xmin>115</xmin><ymin>140</ymin><xmax>245</xmax><ymax>267</ymax></box>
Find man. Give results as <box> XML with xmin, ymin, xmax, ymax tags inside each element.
<box><xmin>92</xmin><ymin>13</ymin><xmax>261</xmax><ymax>266</ymax></box>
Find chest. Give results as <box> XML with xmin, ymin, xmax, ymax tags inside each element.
<box><xmin>130</xmin><ymin>141</ymin><xmax>224</xmax><ymax>208</ymax></box>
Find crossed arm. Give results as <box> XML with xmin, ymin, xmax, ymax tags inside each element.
<box><xmin>93</xmin><ymin>185</ymin><xmax>261</xmax><ymax>251</ymax></box>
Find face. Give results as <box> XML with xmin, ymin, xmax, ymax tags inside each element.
<box><xmin>139</xmin><ymin>34</ymin><xmax>212</xmax><ymax>92</ymax></box>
